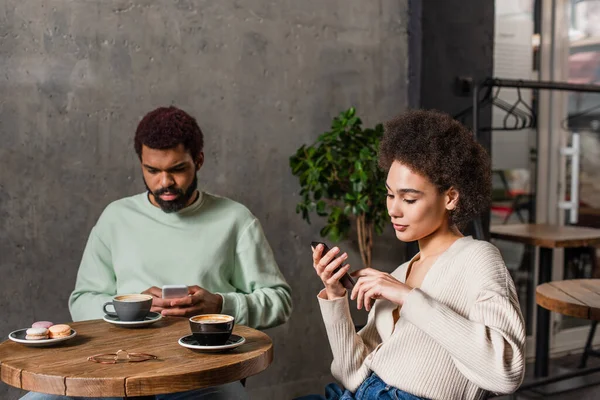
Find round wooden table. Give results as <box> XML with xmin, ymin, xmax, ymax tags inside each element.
<box><xmin>491</xmin><ymin>223</ymin><xmax>600</xmax><ymax>377</ymax></box>
<box><xmin>537</xmin><ymin>279</ymin><xmax>600</xmax><ymax>321</ymax></box>
<box><xmin>0</xmin><ymin>317</ymin><xmax>273</xmax><ymax>397</ymax></box>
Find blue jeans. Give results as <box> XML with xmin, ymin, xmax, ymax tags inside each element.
<box><xmin>19</xmin><ymin>381</ymin><xmax>247</xmax><ymax>400</ymax></box>
<box><xmin>295</xmin><ymin>373</ymin><xmax>428</xmax><ymax>400</ymax></box>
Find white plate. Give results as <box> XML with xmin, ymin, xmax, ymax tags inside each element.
<box><xmin>8</xmin><ymin>328</ymin><xmax>77</xmax><ymax>347</ymax></box>
<box><xmin>178</xmin><ymin>334</ymin><xmax>246</xmax><ymax>352</ymax></box>
<box><xmin>103</xmin><ymin>311</ymin><xmax>162</xmax><ymax>328</ymax></box>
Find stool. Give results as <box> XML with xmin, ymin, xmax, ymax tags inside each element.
<box><xmin>578</xmin><ymin>247</ymin><xmax>600</xmax><ymax>368</ymax></box>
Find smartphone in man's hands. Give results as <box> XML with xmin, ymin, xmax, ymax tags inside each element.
<box><xmin>311</xmin><ymin>241</ymin><xmax>356</xmax><ymax>290</ymax></box>
<box><xmin>162</xmin><ymin>285</ymin><xmax>189</xmax><ymax>299</ymax></box>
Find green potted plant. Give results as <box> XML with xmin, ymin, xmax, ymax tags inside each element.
<box><xmin>289</xmin><ymin>107</ymin><xmax>388</xmax><ymax>269</ymax></box>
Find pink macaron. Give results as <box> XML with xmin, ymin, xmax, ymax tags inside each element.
<box><xmin>32</xmin><ymin>321</ymin><xmax>54</xmax><ymax>329</ymax></box>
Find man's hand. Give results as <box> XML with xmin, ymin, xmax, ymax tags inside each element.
<box><xmin>141</xmin><ymin>285</ymin><xmax>223</xmax><ymax>317</ymax></box>
<box><xmin>164</xmin><ymin>285</ymin><xmax>223</xmax><ymax>317</ymax></box>
<box><xmin>350</xmin><ymin>268</ymin><xmax>413</xmax><ymax>311</ymax></box>
<box><xmin>142</xmin><ymin>286</ymin><xmax>173</xmax><ymax>314</ymax></box>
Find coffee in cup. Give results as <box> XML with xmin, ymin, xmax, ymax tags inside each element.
<box><xmin>189</xmin><ymin>314</ymin><xmax>235</xmax><ymax>346</ymax></box>
<box><xmin>103</xmin><ymin>294</ymin><xmax>153</xmax><ymax>321</ymax></box>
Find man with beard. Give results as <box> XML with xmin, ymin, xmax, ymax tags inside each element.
<box><xmin>43</xmin><ymin>106</ymin><xmax>292</xmax><ymax>400</ymax></box>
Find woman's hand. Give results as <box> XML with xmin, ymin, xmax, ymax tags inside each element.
<box><xmin>350</xmin><ymin>268</ymin><xmax>413</xmax><ymax>311</ymax></box>
<box><xmin>312</xmin><ymin>244</ymin><xmax>350</xmax><ymax>300</ymax></box>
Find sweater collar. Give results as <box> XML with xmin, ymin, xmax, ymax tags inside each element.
<box><xmin>142</xmin><ymin>190</ymin><xmax>205</xmax><ymax>220</ymax></box>
<box><xmin>404</xmin><ymin>236</ymin><xmax>474</xmax><ymax>286</ymax></box>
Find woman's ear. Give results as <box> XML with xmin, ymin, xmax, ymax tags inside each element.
<box><xmin>445</xmin><ymin>187</ymin><xmax>459</xmax><ymax>211</ymax></box>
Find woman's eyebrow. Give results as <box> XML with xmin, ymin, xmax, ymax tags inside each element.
<box><xmin>385</xmin><ymin>183</ymin><xmax>423</xmax><ymax>194</ymax></box>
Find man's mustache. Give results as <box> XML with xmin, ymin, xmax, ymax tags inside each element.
<box><xmin>154</xmin><ymin>187</ymin><xmax>184</xmax><ymax>196</ymax></box>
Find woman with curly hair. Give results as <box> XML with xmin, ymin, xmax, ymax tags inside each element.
<box><xmin>299</xmin><ymin>110</ymin><xmax>525</xmax><ymax>400</ymax></box>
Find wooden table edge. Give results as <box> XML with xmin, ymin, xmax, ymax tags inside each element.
<box><xmin>2</xmin><ymin>344</ymin><xmax>274</xmax><ymax>397</ymax></box>
<box><xmin>1</xmin><ymin>322</ymin><xmax>274</xmax><ymax>397</ymax></box>
<box><xmin>123</xmin><ymin>343</ymin><xmax>274</xmax><ymax>396</ymax></box>
<box><xmin>1</xmin><ymin>361</ymin><xmax>23</xmax><ymax>392</ymax></box>
<box><xmin>536</xmin><ymin>283</ymin><xmax>591</xmax><ymax>320</ymax></box>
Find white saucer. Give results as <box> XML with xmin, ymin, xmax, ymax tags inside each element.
<box><xmin>8</xmin><ymin>328</ymin><xmax>77</xmax><ymax>347</ymax></box>
<box><xmin>103</xmin><ymin>311</ymin><xmax>162</xmax><ymax>328</ymax></box>
<box><xmin>178</xmin><ymin>334</ymin><xmax>246</xmax><ymax>352</ymax></box>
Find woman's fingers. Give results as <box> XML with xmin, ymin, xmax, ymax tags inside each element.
<box><xmin>323</xmin><ymin>253</ymin><xmax>347</xmax><ymax>273</ymax></box>
<box><xmin>326</xmin><ymin>264</ymin><xmax>350</xmax><ymax>286</ymax></box>
<box><xmin>351</xmin><ymin>268</ymin><xmax>384</xmax><ymax>280</ymax></box>
<box><xmin>320</xmin><ymin>248</ymin><xmax>341</xmax><ymax>270</ymax></box>
<box><xmin>351</xmin><ymin>279</ymin><xmax>359</xmax><ymax>300</ymax></box>
<box><xmin>351</xmin><ymin>274</ymin><xmax>376</xmax><ymax>300</ymax></box>
<box><xmin>317</xmin><ymin>252</ymin><xmax>346</xmax><ymax>282</ymax></box>
<box><xmin>312</xmin><ymin>244</ymin><xmax>324</xmax><ymax>264</ymax></box>
<box><xmin>352</xmin><ymin>278</ymin><xmax>381</xmax><ymax>311</ymax></box>
<box><xmin>314</xmin><ymin>247</ymin><xmax>341</xmax><ymax>272</ymax></box>
<box><xmin>364</xmin><ymin>286</ymin><xmax>378</xmax><ymax>311</ymax></box>
<box><xmin>356</xmin><ymin>279</ymin><xmax>368</xmax><ymax>310</ymax></box>
<box><xmin>312</xmin><ymin>245</ymin><xmax>324</xmax><ymax>273</ymax></box>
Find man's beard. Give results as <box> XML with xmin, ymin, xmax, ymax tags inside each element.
<box><xmin>145</xmin><ymin>175</ymin><xmax>198</xmax><ymax>213</ymax></box>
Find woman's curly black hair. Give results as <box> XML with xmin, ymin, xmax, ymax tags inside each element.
<box><xmin>378</xmin><ymin>109</ymin><xmax>491</xmax><ymax>228</ymax></box>
<box><xmin>134</xmin><ymin>106</ymin><xmax>204</xmax><ymax>160</ymax></box>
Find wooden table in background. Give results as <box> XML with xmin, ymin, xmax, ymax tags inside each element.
<box><xmin>0</xmin><ymin>317</ymin><xmax>272</xmax><ymax>397</ymax></box>
<box><xmin>490</xmin><ymin>223</ymin><xmax>600</xmax><ymax>378</ymax></box>
<box><xmin>537</xmin><ymin>279</ymin><xmax>600</xmax><ymax>322</ymax></box>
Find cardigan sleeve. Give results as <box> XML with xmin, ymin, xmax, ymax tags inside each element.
<box><xmin>317</xmin><ymin>290</ymin><xmax>383</xmax><ymax>392</ymax></box>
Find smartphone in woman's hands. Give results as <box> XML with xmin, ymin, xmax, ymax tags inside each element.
<box><xmin>311</xmin><ymin>241</ymin><xmax>356</xmax><ymax>290</ymax></box>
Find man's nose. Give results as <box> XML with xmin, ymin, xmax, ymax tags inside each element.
<box><xmin>160</xmin><ymin>172</ymin><xmax>175</xmax><ymax>187</ymax></box>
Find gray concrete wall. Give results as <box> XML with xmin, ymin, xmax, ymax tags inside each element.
<box><xmin>0</xmin><ymin>1</ymin><xmax>409</xmax><ymax>398</ymax></box>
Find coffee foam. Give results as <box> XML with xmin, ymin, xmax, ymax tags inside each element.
<box><xmin>115</xmin><ymin>294</ymin><xmax>152</xmax><ymax>302</ymax></box>
<box><xmin>191</xmin><ymin>314</ymin><xmax>233</xmax><ymax>323</ymax></box>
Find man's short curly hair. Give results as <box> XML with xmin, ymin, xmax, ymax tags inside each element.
<box><xmin>134</xmin><ymin>106</ymin><xmax>204</xmax><ymax>160</ymax></box>
<box><xmin>378</xmin><ymin>109</ymin><xmax>491</xmax><ymax>228</ymax></box>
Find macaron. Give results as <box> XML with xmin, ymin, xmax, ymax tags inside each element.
<box><xmin>48</xmin><ymin>324</ymin><xmax>71</xmax><ymax>339</ymax></box>
<box><xmin>25</xmin><ymin>327</ymin><xmax>49</xmax><ymax>340</ymax></box>
<box><xmin>32</xmin><ymin>321</ymin><xmax>54</xmax><ymax>329</ymax></box>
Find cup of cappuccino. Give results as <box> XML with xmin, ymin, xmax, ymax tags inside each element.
<box><xmin>102</xmin><ymin>294</ymin><xmax>153</xmax><ymax>321</ymax></box>
<box><xmin>189</xmin><ymin>314</ymin><xmax>235</xmax><ymax>346</ymax></box>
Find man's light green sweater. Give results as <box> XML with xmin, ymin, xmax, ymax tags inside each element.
<box><xmin>69</xmin><ymin>191</ymin><xmax>292</xmax><ymax>329</ymax></box>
